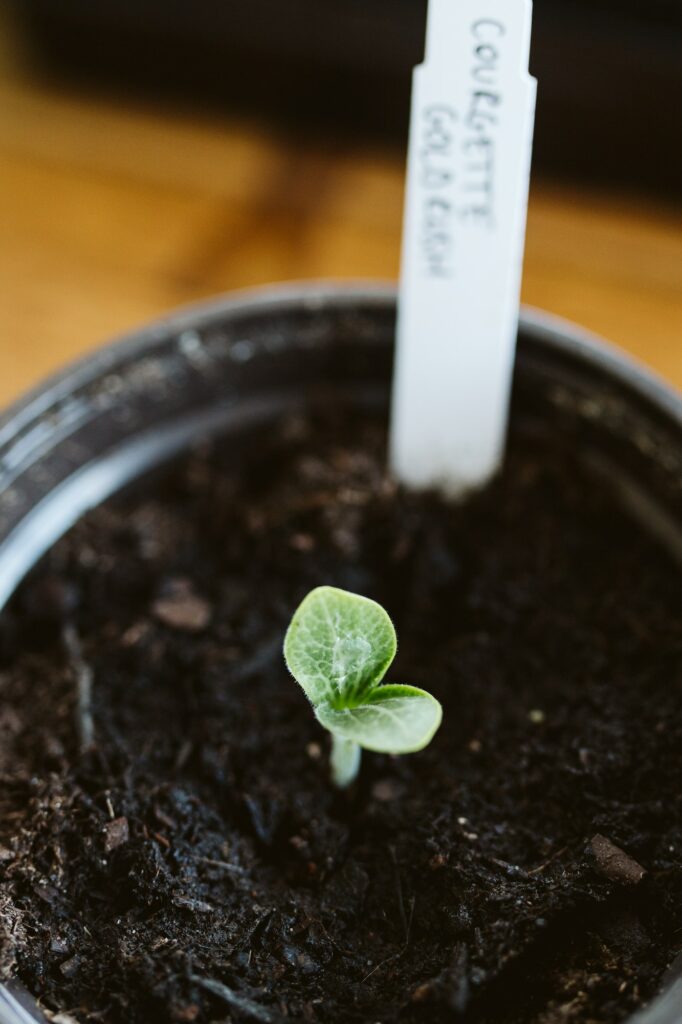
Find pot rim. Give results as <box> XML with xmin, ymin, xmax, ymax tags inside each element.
<box><xmin>1</xmin><ymin>281</ymin><xmax>680</xmax><ymax>442</ymax></box>
<box><xmin>0</xmin><ymin>282</ymin><xmax>680</xmax><ymax>1024</ymax></box>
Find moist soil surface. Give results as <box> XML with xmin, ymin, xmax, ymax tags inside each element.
<box><xmin>0</xmin><ymin>410</ymin><xmax>680</xmax><ymax>1024</ymax></box>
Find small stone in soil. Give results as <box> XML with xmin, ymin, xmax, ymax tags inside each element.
<box><xmin>591</xmin><ymin>834</ymin><xmax>646</xmax><ymax>885</ymax></box>
<box><xmin>372</xmin><ymin>779</ymin><xmax>401</xmax><ymax>802</ymax></box>
<box><xmin>171</xmin><ymin>1006</ymin><xmax>200</xmax><ymax>1023</ymax></box>
<box><xmin>173</xmin><ymin>895</ymin><xmax>215</xmax><ymax>914</ymax></box>
<box><xmin>121</xmin><ymin>620</ymin><xmax>151</xmax><ymax>647</ymax></box>
<box><xmin>59</xmin><ymin>955</ymin><xmax>79</xmax><ymax>977</ymax></box>
<box><xmin>103</xmin><ymin>817</ymin><xmax>130</xmax><ymax>853</ymax></box>
<box><xmin>152</xmin><ymin>578</ymin><xmax>212</xmax><ymax>632</ymax></box>
<box><xmin>290</xmin><ymin>533</ymin><xmax>315</xmax><ymax>552</ymax></box>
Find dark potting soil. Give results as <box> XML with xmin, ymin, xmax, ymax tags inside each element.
<box><xmin>0</xmin><ymin>409</ymin><xmax>680</xmax><ymax>1024</ymax></box>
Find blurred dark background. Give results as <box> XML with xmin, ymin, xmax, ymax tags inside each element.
<box><xmin>10</xmin><ymin>0</ymin><xmax>682</xmax><ymax>195</ymax></box>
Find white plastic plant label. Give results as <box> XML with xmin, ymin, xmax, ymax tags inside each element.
<box><xmin>391</xmin><ymin>0</ymin><xmax>537</xmax><ymax>494</ymax></box>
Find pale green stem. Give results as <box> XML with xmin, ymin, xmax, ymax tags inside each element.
<box><xmin>330</xmin><ymin>735</ymin><xmax>361</xmax><ymax>788</ymax></box>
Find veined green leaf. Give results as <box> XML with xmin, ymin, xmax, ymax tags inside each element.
<box><xmin>315</xmin><ymin>685</ymin><xmax>442</xmax><ymax>754</ymax></box>
<box><xmin>284</xmin><ymin>586</ymin><xmax>397</xmax><ymax>707</ymax></box>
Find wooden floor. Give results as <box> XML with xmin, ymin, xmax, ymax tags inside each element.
<box><xmin>0</xmin><ymin>15</ymin><xmax>681</xmax><ymax>408</ymax></box>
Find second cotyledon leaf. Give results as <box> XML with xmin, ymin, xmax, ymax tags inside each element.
<box><xmin>284</xmin><ymin>586</ymin><xmax>443</xmax><ymax>787</ymax></box>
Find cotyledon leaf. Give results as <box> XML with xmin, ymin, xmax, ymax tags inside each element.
<box><xmin>315</xmin><ymin>685</ymin><xmax>443</xmax><ymax>754</ymax></box>
<box><xmin>284</xmin><ymin>586</ymin><xmax>397</xmax><ymax>708</ymax></box>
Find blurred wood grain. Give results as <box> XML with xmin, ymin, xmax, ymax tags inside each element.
<box><xmin>0</xmin><ymin>18</ymin><xmax>680</xmax><ymax>408</ymax></box>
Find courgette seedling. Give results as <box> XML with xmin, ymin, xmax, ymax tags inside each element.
<box><xmin>284</xmin><ymin>586</ymin><xmax>443</xmax><ymax>788</ymax></box>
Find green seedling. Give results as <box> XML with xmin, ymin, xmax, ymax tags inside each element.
<box><xmin>284</xmin><ymin>586</ymin><xmax>443</xmax><ymax>788</ymax></box>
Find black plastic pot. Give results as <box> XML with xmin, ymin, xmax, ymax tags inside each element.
<box><xmin>0</xmin><ymin>284</ymin><xmax>680</xmax><ymax>1024</ymax></box>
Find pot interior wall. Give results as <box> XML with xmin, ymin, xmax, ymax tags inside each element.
<box><xmin>0</xmin><ymin>294</ymin><xmax>679</xmax><ymax>612</ymax></box>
